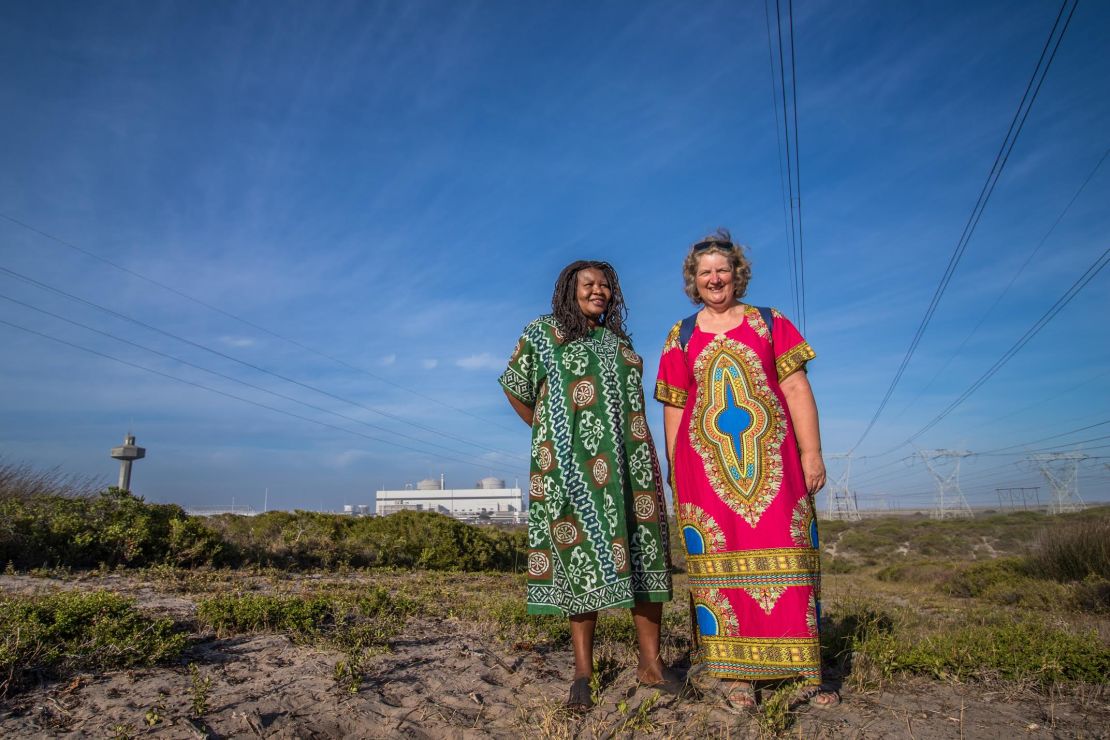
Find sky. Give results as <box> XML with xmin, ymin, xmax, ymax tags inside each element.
<box><xmin>1</xmin><ymin>0</ymin><xmax>1108</xmax><ymax>514</ymax></box>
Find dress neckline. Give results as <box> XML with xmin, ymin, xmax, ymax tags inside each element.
<box><xmin>693</xmin><ymin>305</ymin><xmax>751</xmax><ymax>337</ymax></box>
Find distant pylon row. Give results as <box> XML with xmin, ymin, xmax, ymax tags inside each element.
<box><xmin>825</xmin><ymin>448</ymin><xmax>1088</xmax><ymax>519</ymax></box>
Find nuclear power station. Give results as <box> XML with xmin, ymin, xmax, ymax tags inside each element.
<box><xmin>376</xmin><ymin>475</ymin><xmax>524</xmax><ymax>524</ymax></box>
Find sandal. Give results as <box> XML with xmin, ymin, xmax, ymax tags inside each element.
<box><xmin>794</xmin><ymin>684</ymin><xmax>840</xmax><ymax>708</ymax></box>
<box><xmin>566</xmin><ymin>676</ymin><xmax>594</xmax><ymax>713</ymax></box>
<box><xmin>721</xmin><ymin>681</ymin><xmax>757</xmax><ymax>713</ymax></box>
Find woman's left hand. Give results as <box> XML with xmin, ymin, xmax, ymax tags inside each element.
<box><xmin>800</xmin><ymin>449</ymin><xmax>826</xmax><ymax>494</ymax></box>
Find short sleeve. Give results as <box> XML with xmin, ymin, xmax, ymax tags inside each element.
<box><xmin>770</xmin><ymin>308</ymin><xmax>816</xmax><ymax>381</ymax></box>
<box><xmin>499</xmin><ymin>330</ymin><xmax>542</xmax><ymax>406</ymax></box>
<box><xmin>653</xmin><ymin>321</ymin><xmax>691</xmax><ymax>407</ymax></box>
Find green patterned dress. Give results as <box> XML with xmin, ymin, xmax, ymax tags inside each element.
<box><xmin>500</xmin><ymin>315</ymin><xmax>673</xmax><ymax>616</ymax></box>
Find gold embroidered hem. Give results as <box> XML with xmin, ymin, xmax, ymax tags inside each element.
<box><xmin>776</xmin><ymin>341</ymin><xmax>815</xmax><ymax>381</ymax></box>
<box><xmin>696</xmin><ymin>635</ymin><xmax>821</xmax><ymax>682</ymax></box>
<box><xmin>654</xmin><ymin>380</ymin><xmax>688</xmax><ymax>407</ymax></box>
<box><xmin>687</xmin><ymin>547</ymin><xmax>820</xmax><ymax>590</ymax></box>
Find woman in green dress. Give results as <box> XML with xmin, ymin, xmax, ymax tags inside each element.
<box><xmin>500</xmin><ymin>260</ymin><xmax>674</xmax><ymax>711</ymax></box>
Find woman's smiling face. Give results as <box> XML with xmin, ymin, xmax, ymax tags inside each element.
<box><xmin>695</xmin><ymin>252</ymin><xmax>736</xmax><ymax>308</ymax></box>
<box><xmin>575</xmin><ymin>267</ymin><xmax>611</xmax><ymax>324</ymax></box>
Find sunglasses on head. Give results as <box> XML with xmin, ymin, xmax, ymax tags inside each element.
<box><xmin>692</xmin><ymin>239</ymin><xmax>732</xmax><ymax>252</ymax></box>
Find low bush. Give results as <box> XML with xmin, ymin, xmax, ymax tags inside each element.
<box><xmin>0</xmin><ymin>488</ymin><xmax>227</xmax><ymax>570</ymax></box>
<box><xmin>822</xmin><ymin>556</ymin><xmax>854</xmax><ymax>574</ymax></box>
<box><xmin>1028</xmin><ymin>517</ymin><xmax>1110</xmax><ymax>583</ymax></box>
<box><xmin>195</xmin><ymin>587</ymin><xmax>415</xmax><ymax>651</ymax></box>
<box><xmin>943</xmin><ymin>557</ymin><xmax>1029</xmax><ymax>598</ymax></box>
<box><xmin>1071</xmin><ymin>576</ymin><xmax>1110</xmax><ymax>613</ymax></box>
<box><xmin>864</xmin><ymin>617</ymin><xmax>1109</xmax><ymax>687</ymax></box>
<box><xmin>203</xmin><ymin>509</ymin><xmax>527</xmax><ymax>571</ymax></box>
<box><xmin>489</xmin><ymin>599</ymin><xmax>572</xmax><ymax>645</ymax></box>
<box><xmin>976</xmin><ymin>575</ymin><xmax>1072</xmax><ymax>611</ymax></box>
<box><xmin>874</xmin><ymin>559</ymin><xmax>954</xmax><ymax>584</ymax></box>
<box><xmin>0</xmin><ymin>591</ymin><xmax>186</xmax><ymax>699</ymax></box>
<box><xmin>0</xmin><ymin>481</ymin><xmax>526</xmax><ymax>573</ymax></box>
<box><xmin>820</xmin><ymin>600</ymin><xmax>896</xmax><ymax>672</ymax></box>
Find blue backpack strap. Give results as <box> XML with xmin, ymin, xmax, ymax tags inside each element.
<box><xmin>681</xmin><ymin>307</ymin><xmax>773</xmax><ymax>356</ymax></box>
<box><xmin>755</xmin><ymin>306</ymin><xmax>774</xmax><ymax>341</ymax></box>
<box><xmin>678</xmin><ymin>312</ymin><xmax>699</xmax><ymax>352</ymax></box>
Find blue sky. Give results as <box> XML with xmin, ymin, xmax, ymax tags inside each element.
<box><xmin>1</xmin><ymin>0</ymin><xmax>1107</xmax><ymax>513</ymax></box>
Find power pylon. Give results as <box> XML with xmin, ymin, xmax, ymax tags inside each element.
<box><xmin>1028</xmin><ymin>452</ymin><xmax>1087</xmax><ymax>514</ymax></box>
<box><xmin>995</xmin><ymin>487</ymin><xmax>1040</xmax><ymax>510</ymax></box>
<box><xmin>825</xmin><ymin>453</ymin><xmax>861</xmax><ymax>520</ymax></box>
<box><xmin>913</xmin><ymin>449</ymin><xmax>973</xmax><ymax>519</ymax></box>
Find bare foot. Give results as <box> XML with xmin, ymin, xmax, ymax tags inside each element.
<box><xmin>635</xmin><ymin>656</ymin><xmax>665</xmax><ymax>684</ymax></box>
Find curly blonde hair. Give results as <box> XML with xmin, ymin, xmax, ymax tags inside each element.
<box><xmin>682</xmin><ymin>228</ymin><xmax>752</xmax><ymax>304</ymax></box>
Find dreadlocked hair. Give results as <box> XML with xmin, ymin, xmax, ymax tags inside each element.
<box><xmin>550</xmin><ymin>260</ymin><xmax>630</xmax><ymax>344</ymax></box>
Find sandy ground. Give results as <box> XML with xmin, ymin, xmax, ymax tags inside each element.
<box><xmin>1</xmin><ymin>575</ymin><xmax>1108</xmax><ymax>739</ymax></box>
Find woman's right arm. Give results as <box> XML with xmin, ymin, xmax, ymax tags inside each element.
<box><xmin>504</xmin><ymin>390</ymin><xmax>534</xmax><ymax>427</ymax></box>
<box><xmin>663</xmin><ymin>404</ymin><xmax>681</xmax><ymax>466</ymax></box>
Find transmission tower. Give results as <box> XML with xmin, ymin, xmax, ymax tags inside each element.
<box><xmin>914</xmin><ymin>449</ymin><xmax>973</xmax><ymax>519</ymax></box>
<box><xmin>995</xmin><ymin>487</ymin><xmax>1040</xmax><ymax>511</ymax></box>
<box><xmin>1028</xmin><ymin>452</ymin><xmax>1087</xmax><ymax>514</ymax></box>
<box><xmin>825</xmin><ymin>453</ymin><xmax>861</xmax><ymax>520</ymax></box>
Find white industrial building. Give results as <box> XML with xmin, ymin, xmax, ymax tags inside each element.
<box><xmin>376</xmin><ymin>475</ymin><xmax>525</xmax><ymax>524</ymax></box>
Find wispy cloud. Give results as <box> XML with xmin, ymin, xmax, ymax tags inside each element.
<box><xmin>455</xmin><ymin>352</ymin><xmax>501</xmax><ymax>371</ymax></box>
<box><xmin>421</xmin><ymin>359</ymin><xmax>438</xmax><ymax>370</ymax></box>
<box><xmin>220</xmin><ymin>336</ymin><xmax>256</xmax><ymax>348</ymax></box>
<box><xmin>379</xmin><ymin>353</ymin><xmax>396</xmax><ymax>366</ymax></box>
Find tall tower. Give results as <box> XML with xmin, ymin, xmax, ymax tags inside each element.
<box><xmin>915</xmin><ymin>449</ymin><xmax>973</xmax><ymax>519</ymax></box>
<box><xmin>110</xmin><ymin>433</ymin><xmax>146</xmax><ymax>491</ymax></box>
<box><xmin>825</xmin><ymin>453</ymin><xmax>861</xmax><ymax>520</ymax></box>
<box><xmin>1028</xmin><ymin>452</ymin><xmax>1086</xmax><ymax>514</ymax></box>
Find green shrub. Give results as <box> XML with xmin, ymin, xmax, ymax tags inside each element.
<box><xmin>1071</xmin><ymin>576</ymin><xmax>1110</xmax><ymax>613</ymax></box>
<box><xmin>1029</xmin><ymin>517</ymin><xmax>1110</xmax><ymax>582</ymax></box>
<box><xmin>488</xmin><ymin>599</ymin><xmax>571</xmax><ymax>644</ymax></box>
<box><xmin>820</xmin><ymin>600</ymin><xmax>896</xmax><ymax>670</ymax></box>
<box><xmin>943</xmin><ymin>557</ymin><xmax>1029</xmax><ymax>598</ymax></box>
<box><xmin>203</xmin><ymin>509</ymin><xmax>527</xmax><ymax>571</ymax></box>
<box><xmin>197</xmin><ymin>593</ymin><xmax>336</xmax><ymax>637</ymax></box>
<box><xmin>195</xmin><ymin>587</ymin><xmax>414</xmax><ymax>650</ymax></box>
<box><xmin>874</xmin><ymin>560</ymin><xmax>953</xmax><ymax>584</ymax></box>
<box><xmin>822</xmin><ymin>556</ymin><xmax>854</xmax><ymax>574</ymax></box>
<box><xmin>0</xmin><ymin>591</ymin><xmax>186</xmax><ymax>698</ymax></box>
<box><xmin>0</xmin><ymin>488</ymin><xmax>226</xmax><ymax>570</ymax></box>
<box><xmin>976</xmin><ymin>576</ymin><xmax>1072</xmax><ymax>611</ymax></box>
<box><xmin>860</xmin><ymin>617</ymin><xmax>1110</xmax><ymax>687</ymax></box>
<box><xmin>0</xmin><ymin>479</ymin><xmax>525</xmax><ymax>573</ymax></box>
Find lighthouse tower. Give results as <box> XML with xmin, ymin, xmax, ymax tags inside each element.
<box><xmin>110</xmin><ymin>433</ymin><xmax>146</xmax><ymax>491</ymax></box>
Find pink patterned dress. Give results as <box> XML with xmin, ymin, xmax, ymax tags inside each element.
<box><xmin>654</xmin><ymin>305</ymin><xmax>821</xmax><ymax>683</ymax></box>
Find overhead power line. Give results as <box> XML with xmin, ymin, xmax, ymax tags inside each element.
<box><xmin>897</xmin><ymin>246</ymin><xmax>1108</xmax><ymax>449</ymax></box>
<box><xmin>763</xmin><ymin>0</ymin><xmax>799</xmax><ymax>321</ymax></box>
<box><xmin>0</xmin><ymin>211</ymin><xmax>516</xmax><ymax>434</ymax></box>
<box><xmin>0</xmin><ymin>265</ymin><xmax>526</xmax><ymax>463</ymax></box>
<box><xmin>763</xmin><ymin>0</ymin><xmax>807</xmax><ymax>332</ymax></box>
<box><xmin>850</xmin><ymin>0</ymin><xmax>1079</xmax><ymax>452</ymax></box>
<box><xmin>0</xmin><ymin>291</ymin><xmax>513</xmax><ymax>463</ymax></box>
<box><xmin>0</xmin><ymin>317</ymin><xmax>517</xmax><ymax>477</ymax></box>
<box><xmin>889</xmin><ymin>145</ymin><xmax>1109</xmax><ymax>424</ymax></box>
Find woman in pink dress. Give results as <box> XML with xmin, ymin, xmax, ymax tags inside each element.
<box><xmin>654</xmin><ymin>229</ymin><xmax>838</xmax><ymax>709</ymax></box>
